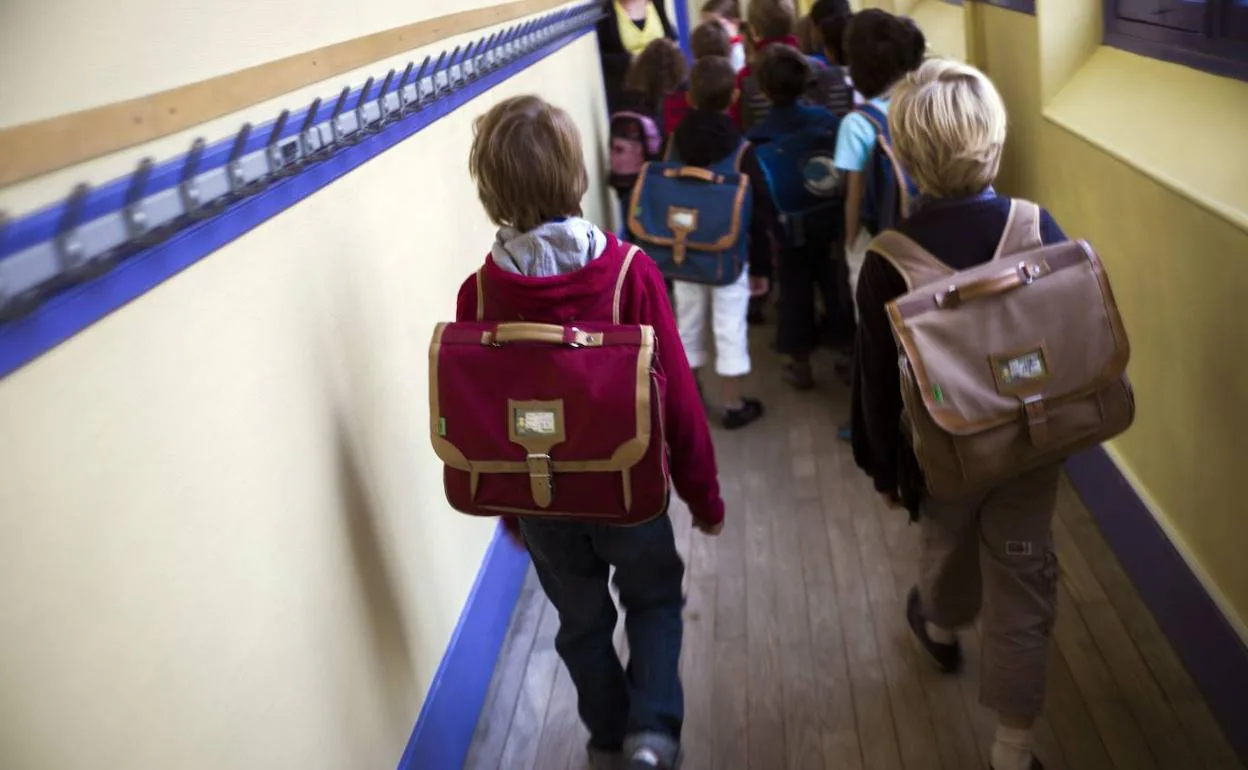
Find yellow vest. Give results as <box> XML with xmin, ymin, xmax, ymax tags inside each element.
<box><xmin>614</xmin><ymin>1</ymin><xmax>665</xmax><ymax>55</ymax></box>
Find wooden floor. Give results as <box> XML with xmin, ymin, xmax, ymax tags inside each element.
<box><xmin>464</xmin><ymin>330</ymin><xmax>1244</xmax><ymax>770</ymax></box>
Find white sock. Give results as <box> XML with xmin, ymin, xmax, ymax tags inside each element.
<box><xmin>925</xmin><ymin>621</ymin><xmax>956</xmax><ymax>645</ymax></box>
<box><xmin>630</xmin><ymin>747</ymin><xmax>661</xmax><ymax>766</ymax></box>
<box><xmin>990</xmin><ymin>725</ymin><xmax>1034</xmax><ymax>770</ymax></box>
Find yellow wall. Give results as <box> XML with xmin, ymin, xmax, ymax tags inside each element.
<box><xmin>964</xmin><ymin>1</ymin><xmax>1248</xmax><ymax>641</ymax></box>
<box><xmin>0</xmin><ymin>1</ymin><xmax>612</xmax><ymax>768</ymax></box>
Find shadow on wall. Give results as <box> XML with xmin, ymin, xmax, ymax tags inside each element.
<box><xmin>334</xmin><ymin>416</ymin><xmax>421</xmax><ymax>738</ymax></box>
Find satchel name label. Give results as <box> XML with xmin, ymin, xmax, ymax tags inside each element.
<box><xmin>997</xmin><ymin>349</ymin><xmax>1047</xmax><ymax>385</ymax></box>
<box><xmin>515</xmin><ymin>409</ymin><xmax>557</xmax><ymax>436</ymax></box>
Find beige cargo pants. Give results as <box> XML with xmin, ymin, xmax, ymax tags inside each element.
<box><xmin>918</xmin><ymin>463</ymin><xmax>1062</xmax><ymax>719</ymax></box>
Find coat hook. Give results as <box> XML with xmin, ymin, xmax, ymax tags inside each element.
<box><xmin>356</xmin><ymin>75</ymin><xmax>380</xmax><ymax>136</ymax></box>
<box><xmin>0</xmin><ymin>209</ymin><xmax>39</xmax><ymax>323</ymax></box>
<box><xmin>56</xmin><ymin>183</ymin><xmax>110</xmax><ymax>280</ymax></box>
<box><xmin>267</xmin><ymin>108</ymin><xmax>300</xmax><ymax>177</ymax></box>
<box><xmin>415</xmin><ymin>55</ymin><xmax>435</xmax><ymax>108</ymax></box>
<box><xmin>227</xmin><ymin>121</ymin><xmax>264</xmax><ymax>196</ymax></box>
<box><xmin>397</xmin><ymin>61</ymin><xmax>417</xmax><ymax>112</ymax></box>
<box><xmin>378</xmin><ymin>69</ymin><xmax>399</xmax><ymax>124</ymax></box>
<box><xmin>180</xmin><ymin>137</ymin><xmax>213</xmax><ymax>219</ymax></box>
<box><xmin>301</xmin><ymin>97</ymin><xmax>330</xmax><ymax>162</ymax></box>
<box><xmin>432</xmin><ymin>51</ymin><xmax>450</xmax><ymax>98</ymax></box>
<box><xmin>330</xmin><ymin>85</ymin><xmax>357</xmax><ymax>146</ymax></box>
<box><xmin>124</xmin><ymin>157</ymin><xmax>158</xmax><ymax>243</ymax></box>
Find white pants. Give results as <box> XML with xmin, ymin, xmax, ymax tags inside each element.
<box><xmin>673</xmin><ymin>268</ymin><xmax>752</xmax><ymax>377</ymax></box>
<box><xmin>846</xmin><ymin>230</ymin><xmax>872</xmax><ymax>322</ymax></box>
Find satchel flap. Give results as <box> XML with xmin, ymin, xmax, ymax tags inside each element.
<box><xmin>627</xmin><ymin>161</ymin><xmax>750</xmax><ymax>252</ymax></box>
<box><xmin>429</xmin><ymin>321</ymin><xmax>657</xmax><ymax>472</ymax></box>
<box><xmin>885</xmin><ymin>240</ymin><xmax>1130</xmax><ymax>436</ymax></box>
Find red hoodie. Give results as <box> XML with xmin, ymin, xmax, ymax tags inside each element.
<box><xmin>455</xmin><ymin>233</ymin><xmax>725</xmax><ymax>530</ymax></box>
<box><xmin>730</xmin><ymin>34</ymin><xmax>802</xmax><ymax>128</ymax></box>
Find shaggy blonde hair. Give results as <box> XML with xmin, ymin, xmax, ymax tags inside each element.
<box><xmin>889</xmin><ymin>58</ymin><xmax>1007</xmax><ymax>199</ymax></box>
<box><xmin>469</xmin><ymin>95</ymin><xmax>588</xmax><ymax>232</ymax></box>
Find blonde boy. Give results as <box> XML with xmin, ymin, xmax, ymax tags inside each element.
<box><xmin>852</xmin><ymin>59</ymin><xmax>1071</xmax><ymax>770</ymax></box>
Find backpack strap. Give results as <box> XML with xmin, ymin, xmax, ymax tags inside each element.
<box><xmin>612</xmin><ymin>245</ymin><xmax>641</xmax><ymax>324</ymax></box>
<box><xmin>856</xmin><ymin>103</ymin><xmax>888</xmax><ymax>137</ymax></box>
<box><xmin>992</xmin><ymin>200</ymin><xmax>1043</xmax><ymax>259</ymax></box>
<box><xmin>868</xmin><ymin>230</ymin><xmax>953</xmax><ymax>291</ymax></box>
<box><xmin>475</xmin><ymin>267</ymin><xmax>486</xmax><ymax>321</ymax></box>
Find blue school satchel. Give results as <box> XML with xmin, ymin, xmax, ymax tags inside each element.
<box><xmin>751</xmin><ymin>116</ymin><xmax>843</xmax><ymax>245</ymax></box>
<box><xmin>857</xmin><ymin>103</ymin><xmax>920</xmax><ymax>236</ymax></box>
<box><xmin>627</xmin><ymin>141</ymin><xmax>753</xmax><ymax>286</ymax></box>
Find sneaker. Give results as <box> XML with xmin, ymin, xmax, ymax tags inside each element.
<box><xmin>906</xmin><ymin>587</ymin><xmax>962</xmax><ymax>673</ymax></box>
<box><xmin>624</xmin><ymin>732</ymin><xmax>681</xmax><ymax>770</ymax></box>
<box><xmin>723</xmin><ymin>398</ymin><xmax>764</xmax><ymax>430</ymax></box>
<box><xmin>836</xmin><ymin>420</ymin><xmax>851</xmax><ymax>443</ymax></box>
<box><xmin>783</xmin><ymin>361</ymin><xmax>815</xmax><ymax>391</ymax></box>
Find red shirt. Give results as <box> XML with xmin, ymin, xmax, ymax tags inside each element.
<box><xmin>730</xmin><ymin>34</ymin><xmax>801</xmax><ymax>127</ymax></box>
<box><xmin>455</xmin><ymin>234</ymin><xmax>725</xmax><ymax>530</ymax></box>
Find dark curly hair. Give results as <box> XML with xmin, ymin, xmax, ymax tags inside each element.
<box><xmin>844</xmin><ymin>9</ymin><xmax>926</xmax><ymax>99</ymax></box>
<box><xmin>757</xmin><ymin>44</ymin><xmax>812</xmax><ymax>107</ymax></box>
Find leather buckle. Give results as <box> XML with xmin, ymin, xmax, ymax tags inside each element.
<box><xmin>526</xmin><ymin>453</ymin><xmax>554</xmax><ymax>508</ymax></box>
<box><xmin>1022</xmin><ymin>395</ymin><xmax>1048</xmax><ymax>446</ymax></box>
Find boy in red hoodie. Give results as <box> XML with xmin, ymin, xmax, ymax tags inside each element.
<box><xmin>460</xmin><ymin>95</ymin><xmax>724</xmax><ymax>770</ymax></box>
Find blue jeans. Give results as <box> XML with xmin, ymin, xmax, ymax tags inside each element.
<box><xmin>519</xmin><ymin>514</ymin><xmax>686</xmax><ymax>751</ymax></box>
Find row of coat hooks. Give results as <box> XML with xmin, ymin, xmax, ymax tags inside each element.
<box><xmin>0</xmin><ymin>1</ymin><xmax>603</xmax><ymax>324</ymax></box>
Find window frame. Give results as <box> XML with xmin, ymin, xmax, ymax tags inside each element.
<box><xmin>1104</xmin><ymin>0</ymin><xmax>1248</xmax><ymax>81</ymax></box>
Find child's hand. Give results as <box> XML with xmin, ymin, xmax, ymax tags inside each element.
<box><xmin>694</xmin><ymin>518</ymin><xmax>724</xmax><ymax>536</ymax></box>
<box><xmin>749</xmin><ymin>276</ymin><xmax>769</xmax><ymax>297</ymax></box>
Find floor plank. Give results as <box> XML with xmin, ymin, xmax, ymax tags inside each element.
<box><xmin>465</xmin><ymin>330</ymin><xmax>1243</xmax><ymax>770</ymax></box>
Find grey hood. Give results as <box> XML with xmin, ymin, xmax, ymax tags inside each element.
<box><xmin>489</xmin><ymin>217</ymin><xmax>608</xmax><ymax>278</ymax></box>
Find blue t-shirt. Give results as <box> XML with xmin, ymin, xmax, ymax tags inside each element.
<box><xmin>833</xmin><ymin>96</ymin><xmax>890</xmax><ymax>173</ymax></box>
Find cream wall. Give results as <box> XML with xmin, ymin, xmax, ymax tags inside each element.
<box><xmin>961</xmin><ymin>1</ymin><xmax>1248</xmax><ymax>641</ymax></box>
<box><xmin>0</xmin><ymin>1</ymin><xmax>613</xmax><ymax>769</ymax></box>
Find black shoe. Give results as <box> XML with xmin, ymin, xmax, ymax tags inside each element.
<box><xmin>906</xmin><ymin>586</ymin><xmax>962</xmax><ymax>673</ymax></box>
<box><xmin>783</xmin><ymin>361</ymin><xmax>815</xmax><ymax>391</ymax></box>
<box><xmin>723</xmin><ymin>398</ymin><xmax>764</xmax><ymax>430</ymax></box>
<box><xmin>990</xmin><ymin>757</ymin><xmax>1044</xmax><ymax>770</ymax></box>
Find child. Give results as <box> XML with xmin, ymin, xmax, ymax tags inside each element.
<box><xmin>661</xmin><ymin>20</ymin><xmax>734</xmax><ymax>137</ymax></box>
<box><xmin>666</xmin><ymin>56</ymin><xmax>777</xmax><ymax>429</ymax></box>
<box><xmin>851</xmin><ymin>59</ymin><xmax>1069</xmax><ymax>770</ymax></box>
<box><xmin>807</xmin><ymin>0</ymin><xmax>851</xmax><ymax>64</ymax></box>
<box><xmin>747</xmin><ymin>44</ymin><xmax>843</xmax><ymax>390</ymax></box>
<box><xmin>818</xmin><ymin>9</ymin><xmax>863</xmax><ymax>113</ymax></box>
<box><xmin>612</xmin><ymin>38</ymin><xmax>687</xmax><ymax>231</ymax></box>
<box><xmin>464</xmin><ymin>94</ymin><xmax>725</xmax><ymax>770</ymax></box>
<box><xmin>833</xmin><ymin>8</ymin><xmax>925</xmax><ymax>440</ymax></box>
<box><xmin>733</xmin><ymin>0</ymin><xmax>801</xmax><ymax>130</ymax></box>
<box><xmin>700</xmin><ymin>0</ymin><xmax>747</xmax><ymax>71</ymax></box>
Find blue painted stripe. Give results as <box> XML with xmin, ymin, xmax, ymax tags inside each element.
<box><xmin>398</xmin><ymin>524</ymin><xmax>531</xmax><ymax>770</ymax></box>
<box><xmin>674</xmin><ymin>0</ymin><xmax>693</xmax><ymax>59</ymax></box>
<box><xmin>975</xmin><ymin>0</ymin><xmax>1035</xmax><ymax>14</ymax></box>
<box><xmin>0</xmin><ymin>7</ymin><xmax>599</xmax><ymax>380</ymax></box>
<box><xmin>1066</xmin><ymin>447</ymin><xmax>1248</xmax><ymax>765</ymax></box>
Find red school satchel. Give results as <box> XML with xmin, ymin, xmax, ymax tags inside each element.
<box><xmin>428</xmin><ymin>247</ymin><xmax>671</xmax><ymax>525</ymax></box>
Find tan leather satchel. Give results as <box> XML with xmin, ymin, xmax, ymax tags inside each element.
<box><xmin>870</xmin><ymin>199</ymin><xmax>1135</xmax><ymax>502</ymax></box>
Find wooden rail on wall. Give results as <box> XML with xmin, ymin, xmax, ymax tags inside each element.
<box><xmin>0</xmin><ymin>0</ymin><xmax>575</xmax><ymax>188</ymax></box>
